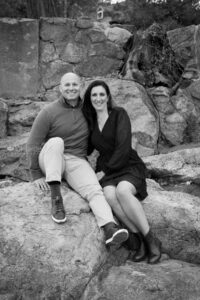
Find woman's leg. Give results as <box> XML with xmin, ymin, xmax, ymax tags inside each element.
<box><xmin>116</xmin><ymin>181</ymin><xmax>161</xmax><ymax>263</ymax></box>
<box><xmin>103</xmin><ymin>185</ymin><xmax>138</xmax><ymax>233</ymax></box>
<box><xmin>116</xmin><ymin>181</ymin><xmax>150</xmax><ymax>236</ymax></box>
<box><xmin>104</xmin><ymin>185</ymin><xmax>144</xmax><ymax>257</ymax></box>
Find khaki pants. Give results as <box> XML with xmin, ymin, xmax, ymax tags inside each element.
<box><xmin>39</xmin><ymin>137</ymin><xmax>116</xmax><ymax>227</ymax></box>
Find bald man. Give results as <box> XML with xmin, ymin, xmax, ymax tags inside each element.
<box><xmin>27</xmin><ymin>72</ymin><xmax>128</xmax><ymax>246</ymax></box>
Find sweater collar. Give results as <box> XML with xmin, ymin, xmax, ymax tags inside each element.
<box><xmin>59</xmin><ymin>96</ymin><xmax>83</xmax><ymax>108</ymax></box>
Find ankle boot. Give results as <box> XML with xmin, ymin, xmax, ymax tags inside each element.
<box><xmin>144</xmin><ymin>230</ymin><xmax>161</xmax><ymax>264</ymax></box>
<box><xmin>126</xmin><ymin>232</ymin><xmax>140</xmax><ymax>251</ymax></box>
<box><xmin>132</xmin><ymin>233</ymin><xmax>147</xmax><ymax>262</ymax></box>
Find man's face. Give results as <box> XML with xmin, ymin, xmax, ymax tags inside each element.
<box><xmin>60</xmin><ymin>73</ymin><xmax>81</xmax><ymax>101</ymax></box>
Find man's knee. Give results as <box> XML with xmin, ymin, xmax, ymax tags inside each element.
<box><xmin>81</xmin><ymin>184</ymin><xmax>104</xmax><ymax>202</ymax></box>
<box><xmin>46</xmin><ymin>137</ymin><xmax>64</xmax><ymax>151</ymax></box>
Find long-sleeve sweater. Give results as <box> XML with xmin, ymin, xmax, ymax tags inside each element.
<box><xmin>26</xmin><ymin>96</ymin><xmax>89</xmax><ymax>181</ymax></box>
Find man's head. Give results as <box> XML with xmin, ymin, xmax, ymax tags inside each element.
<box><xmin>59</xmin><ymin>72</ymin><xmax>81</xmax><ymax>102</ymax></box>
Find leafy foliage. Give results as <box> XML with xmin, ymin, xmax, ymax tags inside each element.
<box><xmin>0</xmin><ymin>0</ymin><xmax>200</xmax><ymax>31</ymax></box>
<box><xmin>0</xmin><ymin>0</ymin><xmax>27</xmax><ymax>18</ymax></box>
<box><xmin>127</xmin><ymin>0</ymin><xmax>200</xmax><ymax>30</ymax></box>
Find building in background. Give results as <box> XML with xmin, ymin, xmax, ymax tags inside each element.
<box><xmin>97</xmin><ymin>0</ymin><xmax>127</xmax><ymax>23</ymax></box>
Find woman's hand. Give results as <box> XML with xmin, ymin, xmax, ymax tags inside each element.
<box><xmin>33</xmin><ymin>177</ymin><xmax>50</xmax><ymax>191</ymax></box>
<box><xmin>96</xmin><ymin>171</ymin><xmax>105</xmax><ymax>181</ymax></box>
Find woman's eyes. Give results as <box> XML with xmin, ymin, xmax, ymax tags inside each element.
<box><xmin>91</xmin><ymin>93</ymin><xmax>105</xmax><ymax>97</ymax></box>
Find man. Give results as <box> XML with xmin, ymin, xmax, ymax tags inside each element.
<box><xmin>26</xmin><ymin>72</ymin><xmax>129</xmax><ymax>246</ymax></box>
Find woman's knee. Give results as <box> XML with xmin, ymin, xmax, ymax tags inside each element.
<box><xmin>116</xmin><ymin>181</ymin><xmax>136</xmax><ymax>199</ymax></box>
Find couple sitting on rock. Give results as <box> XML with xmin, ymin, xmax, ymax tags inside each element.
<box><xmin>26</xmin><ymin>72</ymin><xmax>161</xmax><ymax>264</ymax></box>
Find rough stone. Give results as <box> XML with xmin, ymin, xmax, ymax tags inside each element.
<box><xmin>149</xmin><ymin>87</ymin><xmax>174</xmax><ymax>114</ymax></box>
<box><xmin>6</xmin><ymin>100</ymin><xmax>46</xmax><ymax>136</ymax></box>
<box><xmin>75</xmin><ymin>18</ymin><xmax>93</xmax><ymax>29</ymax></box>
<box><xmin>187</xmin><ymin>78</ymin><xmax>200</xmax><ymax>101</ymax></box>
<box><xmin>88</xmin><ymin>41</ymin><xmax>125</xmax><ymax>60</ymax></box>
<box><xmin>61</xmin><ymin>42</ymin><xmax>87</xmax><ymax>64</ymax></box>
<box><xmin>0</xmin><ymin>182</ymin><xmax>108</xmax><ymax>300</ymax></box>
<box><xmin>43</xmin><ymin>86</ymin><xmax>60</xmax><ymax>102</ymax></box>
<box><xmin>88</xmin><ymin>28</ymin><xmax>106</xmax><ymax>43</ymax></box>
<box><xmin>167</xmin><ymin>25</ymin><xmax>198</xmax><ymax>69</ymax></box>
<box><xmin>144</xmin><ymin>179</ymin><xmax>200</xmax><ymax>264</ymax></box>
<box><xmin>1</xmin><ymin>179</ymin><xmax>200</xmax><ymax>298</ymax></box>
<box><xmin>171</xmin><ymin>89</ymin><xmax>197</xmax><ymax>120</ymax></box>
<box><xmin>121</xmin><ymin>23</ymin><xmax>183</xmax><ymax>88</ymax></box>
<box><xmin>40</xmin><ymin>18</ymin><xmax>77</xmax><ymax>42</ymax></box>
<box><xmin>144</xmin><ymin>147</ymin><xmax>200</xmax><ymax>185</ymax></box>
<box><xmin>0</xmin><ymin>98</ymin><xmax>8</xmax><ymax>138</ymax></box>
<box><xmin>0</xmin><ymin>133</ymin><xmax>29</xmax><ymax>181</ymax></box>
<box><xmin>40</xmin><ymin>42</ymin><xmax>59</xmax><ymax>63</ymax></box>
<box><xmin>75</xmin><ymin>56</ymin><xmax>121</xmax><ymax>77</ymax></box>
<box><xmin>75</xmin><ymin>30</ymin><xmax>91</xmax><ymax>45</ymax></box>
<box><xmin>161</xmin><ymin>112</ymin><xmax>187</xmax><ymax>145</ymax></box>
<box><xmin>0</xmin><ymin>19</ymin><xmax>39</xmax><ymax>98</ymax></box>
<box><xmin>41</xmin><ymin>60</ymin><xmax>73</xmax><ymax>89</ymax></box>
<box><xmin>105</xmin><ymin>26</ymin><xmax>132</xmax><ymax>45</ymax></box>
<box><xmin>149</xmin><ymin>87</ymin><xmax>192</xmax><ymax>146</ymax></box>
<box><xmin>82</xmin><ymin>260</ymin><xmax>200</xmax><ymax>300</ymax></box>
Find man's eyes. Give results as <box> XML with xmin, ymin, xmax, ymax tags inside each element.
<box><xmin>64</xmin><ymin>83</ymin><xmax>78</xmax><ymax>87</ymax></box>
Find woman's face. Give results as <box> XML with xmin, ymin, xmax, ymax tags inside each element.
<box><xmin>90</xmin><ymin>85</ymin><xmax>108</xmax><ymax>112</ymax></box>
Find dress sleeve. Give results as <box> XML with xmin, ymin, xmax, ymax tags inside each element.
<box><xmin>104</xmin><ymin>109</ymin><xmax>132</xmax><ymax>174</ymax></box>
<box><xmin>26</xmin><ymin>108</ymin><xmax>51</xmax><ymax>181</ymax></box>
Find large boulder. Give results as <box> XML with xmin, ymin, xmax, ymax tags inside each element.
<box><xmin>0</xmin><ymin>133</ymin><xmax>29</xmax><ymax>181</ymax></box>
<box><xmin>0</xmin><ymin>19</ymin><xmax>39</xmax><ymax>98</ymax></box>
<box><xmin>6</xmin><ymin>100</ymin><xmax>46</xmax><ymax>136</ymax></box>
<box><xmin>1</xmin><ymin>179</ymin><xmax>200</xmax><ymax>298</ymax></box>
<box><xmin>149</xmin><ymin>87</ymin><xmax>188</xmax><ymax>146</ymax></box>
<box><xmin>145</xmin><ymin>179</ymin><xmax>200</xmax><ymax>264</ymax></box>
<box><xmin>81</xmin><ymin>260</ymin><xmax>200</xmax><ymax>300</ymax></box>
<box><xmin>168</xmin><ymin>24</ymin><xmax>200</xmax><ymax>74</ymax></box>
<box><xmin>0</xmin><ymin>98</ymin><xmax>8</xmax><ymax>138</ymax></box>
<box><xmin>144</xmin><ymin>147</ymin><xmax>200</xmax><ymax>183</ymax></box>
<box><xmin>0</xmin><ymin>183</ymin><xmax>109</xmax><ymax>299</ymax></box>
<box><xmin>120</xmin><ymin>23</ymin><xmax>183</xmax><ymax>88</ymax></box>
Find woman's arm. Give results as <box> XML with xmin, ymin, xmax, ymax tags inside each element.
<box><xmin>104</xmin><ymin>109</ymin><xmax>132</xmax><ymax>173</ymax></box>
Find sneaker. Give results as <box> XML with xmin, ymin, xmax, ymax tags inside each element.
<box><xmin>103</xmin><ymin>222</ymin><xmax>129</xmax><ymax>246</ymax></box>
<box><xmin>51</xmin><ymin>195</ymin><xmax>67</xmax><ymax>224</ymax></box>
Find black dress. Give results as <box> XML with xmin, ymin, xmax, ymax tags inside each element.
<box><xmin>91</xmin><ymin>107</ymin><xmax>148</xmax><ymax>201</ymax></box>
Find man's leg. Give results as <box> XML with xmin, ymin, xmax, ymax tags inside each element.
<box><xmin>39</xmin><ymin>137</ymin><xmax>66</xmax><ymax>223</ymax></box>
<box><xmin>63</xmin><ymin>154</ymin><xmax>129</xmax><ymax>245</ymax></box>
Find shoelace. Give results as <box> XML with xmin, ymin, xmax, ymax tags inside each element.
<box><xmin>55</xmin><ymin>197</ymin><xmax>63</xmax><ymax>212</ymax></box>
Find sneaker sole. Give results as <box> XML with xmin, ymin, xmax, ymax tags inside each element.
<box><xmin>51</xmin><ymin>215</ymin><xmax>67</xmax><ymax>224</ymax></box>
<box><xmin>106</xmin><ymin>229</ymin><xmax>129</xmax><ymax>246</ymax></box>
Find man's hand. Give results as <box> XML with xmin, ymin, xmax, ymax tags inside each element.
<box><xmin>96</xmin><ymin>171</ymin><xmax>105</xmax><ymax>181</ymax></box>
<box><xmin>33</xmin><ymin>177</ymin><xmax>50</xmax><ymax>191</ymax></box>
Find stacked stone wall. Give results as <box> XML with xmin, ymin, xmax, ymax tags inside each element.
<box><xmin>0</xmin><ymin>17</ymin><xmax>131</xmax><ymax>100</ymax></box>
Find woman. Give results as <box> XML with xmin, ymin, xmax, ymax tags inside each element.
<box><xmin>83</xmin><ymin>80</ymin><xmax>161</xmax><ymax>264</ymax></box>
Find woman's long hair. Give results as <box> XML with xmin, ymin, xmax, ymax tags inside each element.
<box><xmin>82</xmin><ymin>80</ymin><xmax>114</xmax><ymax>131</ymax></box>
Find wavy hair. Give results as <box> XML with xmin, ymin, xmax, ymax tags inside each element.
<box><xmin>82</xmin><ymin>80</ymin><xmax>114</xmax><ymax>131</ymax></box>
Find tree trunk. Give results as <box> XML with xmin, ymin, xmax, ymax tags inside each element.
<box><xmin>26</xmin><ymin>0</ymin><xmax>67</xmax><ymax>18</ymax></box>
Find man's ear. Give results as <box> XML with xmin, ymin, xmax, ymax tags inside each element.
<box><xmin>59</xmin><ymin>84</ymin><xmax>62</xmax><ymax>93</ymax></box>
<box><xmin>80</xmin><ymin>79</ymin><xmax>85</xmax><ymax>98</ymax></box>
